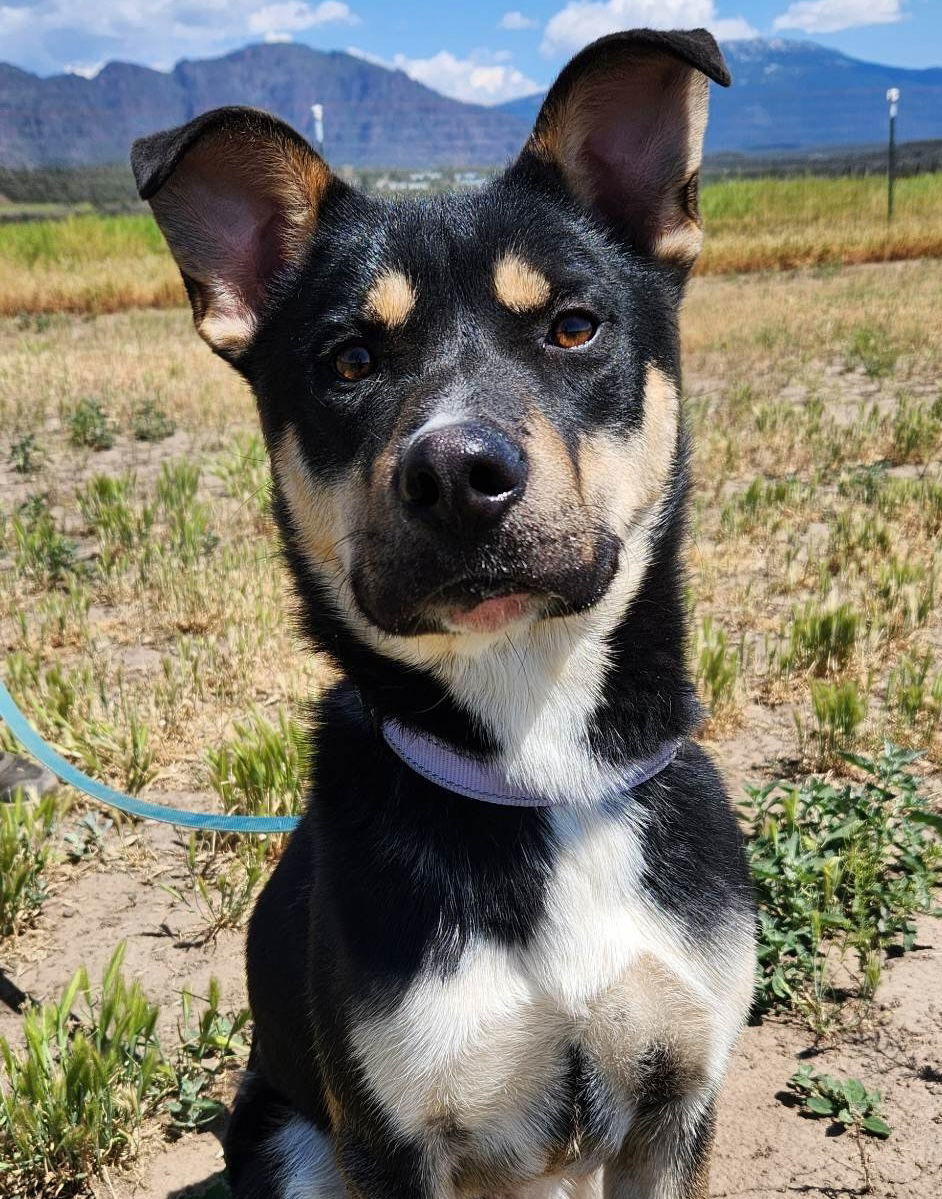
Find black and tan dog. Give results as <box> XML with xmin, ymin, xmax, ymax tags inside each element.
<box><xmin>133</xmin><ymin>26</ymin><xmax>756</xmax><ymax>1199</ymax></box>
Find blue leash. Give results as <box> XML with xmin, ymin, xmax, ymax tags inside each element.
<box><xmin>0</xmin><ymin>680</ymin><xmax>299</xmax><ymax>834</ymax></box>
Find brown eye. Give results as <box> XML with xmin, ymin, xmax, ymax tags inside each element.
<box><xmin>549</xmin><ymin>311</ymin><xmax>597</xmax><ymax>349</ymax></box>
<box><xmin>334</xmin><ymin>343</ymin><xmax>373</xmax><ymax>381</ymax></box>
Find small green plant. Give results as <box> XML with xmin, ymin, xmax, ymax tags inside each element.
<box><xmin>156</xmin><ymin>461</ymin><xmax>218</xmax><ymax>561</ymax></box>
<box><xmin>11</xmin><ymin>495</ymin><xmax>77</xmax><ymax>586</ymax></box>
<box><xmin>212</xmin><ymin>431</ymin><xmax>272</xmax><ymax>520</ymax></box>
<box><xmin>788</xmin><ymin>1066</ymin><xmax>891</xmax><ymax>1138</ymax></box>
<box><xmin>77</xmin><ymin>472</ymin><xmax>154</xmax><ymax>554</ymax></box>
<box><xmin>720</xmin><ymin>475</ymin><xmax>808</xmax><ymax>536</ymax></box>
<box><xmin>130</xmin><ymin>399</ymin><xmax>176</xmax><ymax>443</ymax></box>
<box><xmin>0</xmin><ymin>945</ymin><xmax>171</xmax><ymax>1197</ymax></box>
<box><xmin>745</xmin><ymin>746</ymin><xmax>942</xmax><ymax>1023</ymax></box>
<box><xmin>66</xmin><ymin>398</ymin><xmax>115</xmax><ymax>450</ymax></box>
<box><xmin>164</xmin><ymin>836</ymin><xmax>265</xmax><ymax>943</ymax></box>
<box><xmin>207</xmin><ymin>708</ymin><xmax>308</xmax><ymax>820</ymax></box>
<box><xmin>0</xmin><ymin>794</ymin><xmax>59</xmax><ymax>938</ymax></box>
<box><xmin>166</xmin><ymin>978</ymin><xmax>250</xmax><ymax>1133</ymax></box>
<box><xmin>846</xmin><ymin>325</ymin><xmax>898</xmax><ymax>379</ymax></box>
<box><xmin>0</xmin><ymin>946</ymin><xmax>249</xmax><ymax>1196</ymax></box>
<box><xmin>779</xmin><ymin>603</ymin><xmax>859</xmax><ymax>678</ymax></box>
<box><xmin>9</xmin><ymin>433</ymin><xmax>42</xmax><ymax>475</ymax></box>
<box><xmin>693</xmin><ymin>616</ymin><xmax>740</xmax><ymax>718</ymax></box>
<box><xmin>886</xmin><ymin>652</ymin><xmax>942</xmax><ymax>743</ymax></box>
<box><xmin>808</xmin><ymin>679</ymin><xmax>867</xmax><ymax>762</ymax></box>
<box><xmin>890</xmin><ymin>395</ymin><xmax>941</xmax><ymax>464</ymax></box>
<box><xmin>63</xmin><ymin>811</ymin><xmax>114</xmax><ymax>863</ymax></box>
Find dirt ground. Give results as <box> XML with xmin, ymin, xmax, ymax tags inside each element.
<box><xmin>1</xmin><ymin>260</ymin><xmax>941</xmax><ymax>1197</ymax></box>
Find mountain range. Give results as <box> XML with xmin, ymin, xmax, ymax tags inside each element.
<box><xmin>1</xmin><ymin>39</ymin><xmax>940</xmax><ymax>170</ymax></box>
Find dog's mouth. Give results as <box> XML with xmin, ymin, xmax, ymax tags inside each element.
<box><xmin>349</xmin><ymin>535</ymin><xmax>621</xmax><ymax>640</ymax></box>
<box><xmin>426</xmin><ymin>578</ymin><xmax>545</xmax><ymax>635</ymax></box>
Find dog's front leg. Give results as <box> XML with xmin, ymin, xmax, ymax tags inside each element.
<box><xmin>335</xmin><ymin>1126</ymin><xmax>445</xmax><ymax>1199</ymax></box>
<box><xmin>604</xmin><ymin>1095</ymin><xmax>715</xmax><ymax>1199</ymax></box>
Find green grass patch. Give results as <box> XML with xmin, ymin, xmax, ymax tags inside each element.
<box><xmin>0</xmin><ymin>945</ymin><xmax>249</xmax><ymax>1198</ymax></box>
<box><xmin>0</xmin><ymin>794</ymin><xmax>60</xmax><ymax>938</ymax></box>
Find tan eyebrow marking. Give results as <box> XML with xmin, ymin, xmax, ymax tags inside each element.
<box><xmin>364</xmin><ymin>269</ymin><xmax>416</xmax><ymax>328</ymax></box>
<box><xmin>492</xmin><ymin>253</ymin><xmax>551</xmax><ymax>313</ymax></box>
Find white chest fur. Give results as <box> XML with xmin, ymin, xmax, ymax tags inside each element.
<box><xmin>350</xmin><ymin>801</ymin><xmax>755</xmax><ymax>1185</ymax></box>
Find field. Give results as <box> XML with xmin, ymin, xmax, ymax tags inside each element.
<box><xmin>2</xmin><ymin>173</ymin><xmax>942</xmax><ymax>317</ymax></box>
<box><xmin>0</xmin><ymin>244</ymin><xmax>940</xmax><ymax>1197</ymax></box>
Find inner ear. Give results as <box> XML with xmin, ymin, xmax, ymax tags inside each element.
<box><xmin>572</xmin><ymin>60</ymin><xmax>707</xmax><ymax>259</ymax></box>
<box><xmin>523</xmin><ymin>31</ymin><xmax>730</xmax><ymax>268</ymax></box>
<box><xmin>133</xmin><ymin>109</ymin><xmax>332</xmax><ymax>357</ymax></box>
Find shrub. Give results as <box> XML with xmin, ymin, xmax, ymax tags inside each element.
<box><xmin>745</xmin><ymin>745</ymin><xmax>942</xmax><ymax>1023</ymax></box>
<box><xmin>66</xmin><ymin>398</ymin><xmax>114</xmax><ymax>451</ymax></box>
<box><xmin>130</xmin><ymin>400</ymin><xmax>175</xmax><ymax>443</ymax></box>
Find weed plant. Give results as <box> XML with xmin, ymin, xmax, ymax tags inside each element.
<box><xmin>745</xmin><ymin>745</ymin><xmax>941</xmax><ymax>1027</ymax></box>
<box><xmin>66</xmin><ymin>398</ymin><xmax>114</xmax><ymax>451</ymax></box>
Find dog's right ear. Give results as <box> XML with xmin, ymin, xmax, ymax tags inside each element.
<box><xmin>519</xmin><ymin>28</ymin><xmax>730</xmax><ymax>269</ymax></box>
<box><xmin>131</xmin><ymin>107</ymin><xmax>332</xmax><ymax>359</ymax></box>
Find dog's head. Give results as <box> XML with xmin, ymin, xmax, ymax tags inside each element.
<box><xmin>133</xmin><ymin>29</ymin><xmax>727</xmax><ymax>664</ymax></box>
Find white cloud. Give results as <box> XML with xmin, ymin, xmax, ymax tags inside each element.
<box><xmin>542</xmin><ymin>0</ymin><xmax>758</xmax><ymax>56</ymax></box>
<box><xmin>772</xmin><ymin>0</ymin><xmax>903</xmax><ymax>34</ymax></box>
<box><xmin>349</xmin><ymin>46</ymin><xmax>542</xmax><ymax>105</ymax></box>
<box><xmin>0</xmin><ymin>0</ymin><xmax>359</xmax><ymax>75</ymax></box>
<box><xmin>248</xmin><ymin>2</ymin><xmax>359</xmax><ymax>36</ymax></box>
<box><xmin>499</xmin><ymin>10</ymin><xmax>539</xmax><ymax>29</ymax></box>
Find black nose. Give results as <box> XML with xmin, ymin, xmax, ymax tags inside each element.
<box><xmin>398</xmin><ymin>422</ymin><xmax>527</xmax><ymax>533</ymax></box>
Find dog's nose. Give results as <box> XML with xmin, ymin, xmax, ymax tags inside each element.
<box><xmin>398</xmin><ymin>422</ymin><xmax>527</xmax><ymax>533</ymax></box>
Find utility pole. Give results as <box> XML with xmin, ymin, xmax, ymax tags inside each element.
<box><xmin>886</xmin><ymin>88</ymin><xmax>899</xmax><ymax>225</ymax></box>
<box><xmin>311</xmin><ymin>103</ymin><xmax>325</xmax><ymax>157</ymax></box>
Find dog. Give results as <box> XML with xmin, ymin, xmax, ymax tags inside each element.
<box><xmin>132</xmin><ymin>26</ymin><xmax>756</xmax><ymax>1199</ymax></box>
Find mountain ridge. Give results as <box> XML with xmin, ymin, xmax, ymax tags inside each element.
<box><xmin>2</xmin><ymin>38</ymin><xmax>940</xmax><ymax>168</ymax></box>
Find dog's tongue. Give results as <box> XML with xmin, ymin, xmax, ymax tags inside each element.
<box><xmin>449</xmin><ymin>593</ymin><xmax>532</xmax><ymax>634</ymax></box>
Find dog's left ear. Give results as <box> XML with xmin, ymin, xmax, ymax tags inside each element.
<box><xmin>521</xmin><ymin>28</ymin><xmax>730</xmax><ymax>268</ymax></box>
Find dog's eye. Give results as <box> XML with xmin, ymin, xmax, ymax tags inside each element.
<box><xmin>549</xmin><ymin>312</ymin><xmax>597</xmax><ymax>349</ymax></box>
<box><xmin>334</xmin><ymin>344</ymin><xmax>374</xmax><ymax>381</ymax></box>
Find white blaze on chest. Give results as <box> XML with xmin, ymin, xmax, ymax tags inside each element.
<box><xmin>349</xmin><ymin>801</ymin><xmax>750</xmax><ymax>1153</ymax></box>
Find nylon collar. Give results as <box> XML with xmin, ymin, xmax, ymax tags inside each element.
<box><xmin>381</xmin><ymin>720</ymin><xmax>681</xmax><ymax>807</ymax></box>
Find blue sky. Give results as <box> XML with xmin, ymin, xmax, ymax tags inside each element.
<box><xmin>1</xmin><ymin>1</ymin><xmax>939</xmax><ymax>99</ymax></box>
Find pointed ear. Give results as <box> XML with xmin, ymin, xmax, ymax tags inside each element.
<box><xmin>131</xmin><ymin>107</ymin><xmax>332</xmax><ymax>358</ymax></box>
<box><xmin>522</xmin><ymin>28</ymin><xmax>730</xmax><ymax>268</ymax></box>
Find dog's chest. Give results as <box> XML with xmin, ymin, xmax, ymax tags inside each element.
<box><xmin>350</xmin><ymin>806</ymin><xmax>725</xmax><ymax>1187</ymax></box>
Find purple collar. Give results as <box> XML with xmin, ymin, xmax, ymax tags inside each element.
<box><xmin>381</xmin><ymin>720</ymin><xmax>682</xmax><ymax>808</ymax></box>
